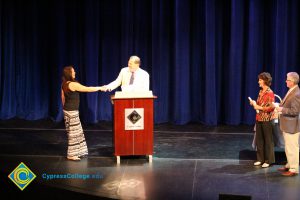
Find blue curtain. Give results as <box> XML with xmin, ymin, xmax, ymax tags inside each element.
<box><xmin>1</xmin><ymin>0</ymin><xmax>300</xmax><ymax>125</ymax></box>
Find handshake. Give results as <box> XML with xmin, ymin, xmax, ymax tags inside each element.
<box><xmin>98</xmin><ymin>85</ymin><xmax>111</xmax><ymax>92</ymax></box>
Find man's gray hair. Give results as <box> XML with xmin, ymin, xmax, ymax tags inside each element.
<box><xmin>287</xmin><ymin>72</ymin><xmax>299</xmax><ymax>84</ymax></box>
<box><xmin>129</xmin><ymin>55</ymin><xmax>141</xmax><ymax>64</ymax></box>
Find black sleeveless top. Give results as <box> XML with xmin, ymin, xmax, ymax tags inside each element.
<box><xmin>63</xmin><ymin>82</ymin><xmax>80</xmax><ymax>111</ymax></box>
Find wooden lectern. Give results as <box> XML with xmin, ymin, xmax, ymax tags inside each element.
<box><xmin>111</xmin><ymin>92</ymin><xmax>156</xmax><ymax>164</ymax></box>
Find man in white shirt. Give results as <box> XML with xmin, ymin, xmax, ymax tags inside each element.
<box><xmin>103</xmin><ymin>56</ymin><xmax>149</xmax><ymax>92</ymax></box>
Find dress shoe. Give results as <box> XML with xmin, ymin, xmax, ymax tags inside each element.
<box><xmin>281</xmin><ymin>171</ymin><xmax>298</xmax><ymax>177</ymax></box>
<box><xmin>262</xmin><ymin>163</ymin><xmax>270</xmax><ymax>168</ymax></box>
<box><xmin>277</xmin><ymin>167</ymin><xmax>289</xmax><ymax>172</ymax></box>
<box><xmin>253</xmin><ymin>161</ymin><xmax>262</xmax><ymax>166</ymax></box>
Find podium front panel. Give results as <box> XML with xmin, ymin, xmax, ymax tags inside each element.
<box><xmin>113</xmin><ymin>98</ymin><xmax>154</xmax><ymax>156</ymax></box>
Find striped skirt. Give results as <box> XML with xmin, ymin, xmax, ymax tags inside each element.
<box><xmin>63</xmin><ymin>110</ymin><xmax>88</xmax><ymax>157</ymax></box>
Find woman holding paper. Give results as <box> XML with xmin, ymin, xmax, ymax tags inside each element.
<box><xmin>249</xmin><ymin>72</ymin><xmax>275</xmax><ymax>168</ymax></box>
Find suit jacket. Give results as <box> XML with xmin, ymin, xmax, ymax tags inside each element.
<box><xmin>279</xmin><ymin>86</ymin><xmax>300</xmax><ymax>134</ymax></box>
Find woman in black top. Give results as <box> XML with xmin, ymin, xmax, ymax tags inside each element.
<box><xmin>61</xmin><ymin>65</ymin><xmax>105</xmax><ymax>161</ymax></box>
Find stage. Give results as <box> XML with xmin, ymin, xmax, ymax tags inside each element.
<box><xmin>0</xmin><ymin>119</ymin><xmax>299</xmax><ymax>200</ymax></box>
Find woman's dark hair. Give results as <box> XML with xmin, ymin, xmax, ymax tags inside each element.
<box><xmin>62</xmin><ymin>65</ymin><xmax>75</xmax><ymax>83</ymax></box>
<box><xmin>62</xmin><ymin>65</ymin><xmax>76</xmax><ymax>93</ymax></box>
<box><xmin>258</xmin><ymin>72</ymin><xmax>272</xmax><ymax>86</ymax></box>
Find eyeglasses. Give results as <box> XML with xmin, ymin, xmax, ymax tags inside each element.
<box><xmin>286</xmin><ymin>79</ymin><xmax>293</xmax><ymax>82</ymax></box>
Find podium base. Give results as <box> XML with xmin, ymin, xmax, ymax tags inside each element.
<box><xmin>115</xmin><ymin>155</ymin><xmax>153</xmax><ymax>164</ymax></box>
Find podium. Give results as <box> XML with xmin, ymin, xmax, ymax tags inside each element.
<box><xmin>111</xmin><ymin>92</ymin><xmax>156</xmax><ymax>164</ymax></box>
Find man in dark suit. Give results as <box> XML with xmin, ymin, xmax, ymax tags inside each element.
<box><xmin>276</xmin><ymin>72</ymin><xmax>300</xmax><ymax>176</ymax></box>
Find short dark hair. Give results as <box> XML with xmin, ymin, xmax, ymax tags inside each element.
<box><xmin>258</xmin><ymin>72</ymin><xmax>272</xmax><ymax>86</ymax></box>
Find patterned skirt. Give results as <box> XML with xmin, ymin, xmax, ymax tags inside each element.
<box><xmin>63</xmin><ymin>110</ymin><xmax>88</xmax><ymax>157</ymax></box>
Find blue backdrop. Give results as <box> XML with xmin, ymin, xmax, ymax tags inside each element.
<box><xmin>1</xmin><ymin>0</ymin><xmax>300</xmax><ymax>125</ymax></box>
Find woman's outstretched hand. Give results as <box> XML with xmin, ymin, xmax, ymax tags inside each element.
<box><xmin>99</xmin><ymin>86</ymin><xmax>109</xmax><ymax>92</ymax></box>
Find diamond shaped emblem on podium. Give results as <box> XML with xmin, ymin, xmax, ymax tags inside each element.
<box><xmin>127</xmin><ymin>110</ymin><xmax>142</xmax><ymax>124</ymax></box>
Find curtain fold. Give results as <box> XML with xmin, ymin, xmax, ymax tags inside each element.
<box><xmin>1</xmin><ymin>0</ymin><xmax>300</xmax><ymax>125</ymax></box>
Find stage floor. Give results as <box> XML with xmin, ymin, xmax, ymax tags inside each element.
<box><xmin>0</xmin><ymin>119</ymin><xmax>299</xmax><ymax>200</ymax></box>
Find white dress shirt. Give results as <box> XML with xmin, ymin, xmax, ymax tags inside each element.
<box><xmin>106</xmin><ymin>67</ymin><xmax>149</xmax><ymax>92</ymax></box>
